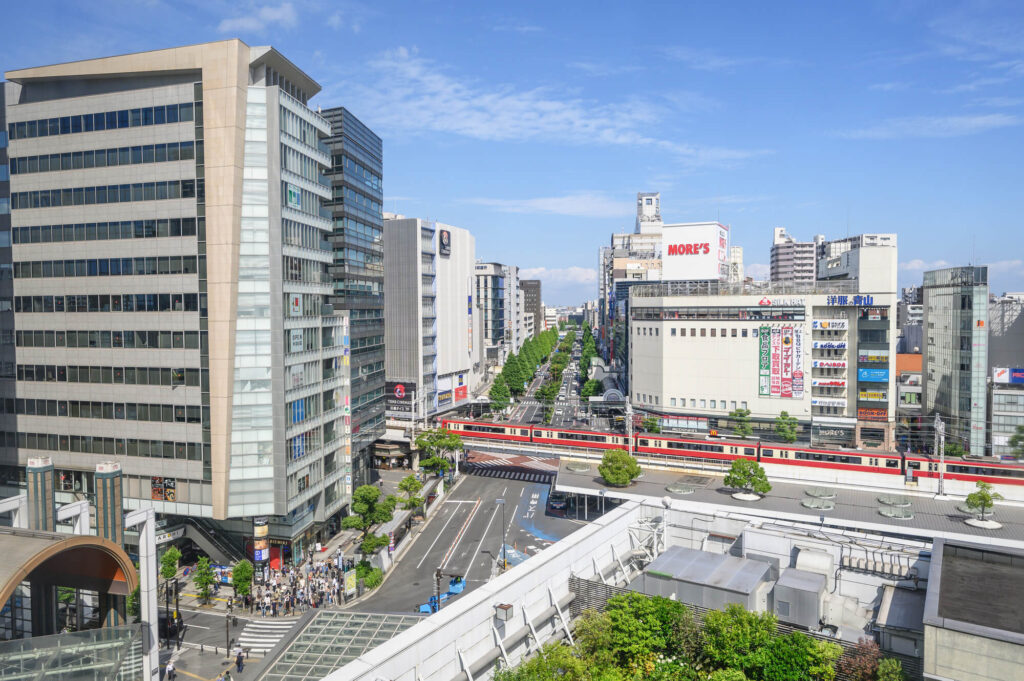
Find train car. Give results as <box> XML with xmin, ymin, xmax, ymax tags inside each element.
<box><xmin>532</xmin><ymin>426</ymin><xmax>629</xmax><ymax>450</ymax></box>
<box><xmin>441</xmin><ymin>419</ymin><xmax>533</xmax><ymax>443</ymax></box>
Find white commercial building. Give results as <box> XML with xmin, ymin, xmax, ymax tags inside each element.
<box><xmin>770</xmin><ymin>227</ymin><xmax>817</xmax><ymax>284</ymax></box>
<box><xmin>629</xmin><ymin>236</ymin><xmax>899</xmax><ymax>450</ymax></box>
<box><xmin>383</xmin><ymin>216</ymin><xmax>483</xmax><ymax>425</ymax></box>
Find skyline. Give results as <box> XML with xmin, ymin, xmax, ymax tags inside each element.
<box><xmin>3</xmin><ymin>1</ymin><xmax>1022</xmax><ymax>304</ymax></box>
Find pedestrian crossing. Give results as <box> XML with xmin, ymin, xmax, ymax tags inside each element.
<box><xmin>463</xmin><ymin>463</ymin><xmax>555</xmax><ymax>483</ymax></box>
<box><xmin>237</xmin><ymin>617</ymin><xmax>301</xmax><ymax>656</ymax></box>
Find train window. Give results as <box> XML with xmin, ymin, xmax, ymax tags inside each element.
<box><xmin>520</xmin><ymin>429</ymin><xmax>529</xmax><ymax>436</ymax></box>
<box><xmin>908</xmin><ymin>461</ymin><xmax>921</xmax><ymax>469</ymax></box>
<box><xmin>928</xmin><ymin>463</ymin><xmax>938</xmax><ymax>472</ymax></box>
<box><xmin>762</xmin><ymin>450</ymin><xmax>773</xmax><ymax>457</ymax></box>
<box><xmin>886</xmin><ymin>460</ymin><xmax>899</xmax><ymax>468</ymax></box>
<box><xmin>639</xmin><ymin>439</ymin><xmax>649</xmax><ymax>447</ymax></box>
<box><xmin>744</xmin><ymin>448</ymin><xmax>755</xmax><ymax>455</ymax></box>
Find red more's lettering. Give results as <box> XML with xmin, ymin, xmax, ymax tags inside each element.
<box><xmin>666</xmin><ymin>243</ymin><xmax>711</xmax><ymax>256</ymax></box>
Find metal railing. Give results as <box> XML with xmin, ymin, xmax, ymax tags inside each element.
<box><xmin>631</xmin><ymin>279</ymin><xmax>862</xmax><ymax>298</ymax></box>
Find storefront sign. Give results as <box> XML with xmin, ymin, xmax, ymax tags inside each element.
<box><xmin>812</xmin><ymin>341</ymin><xmax>847</xmax><ymax>349</ymax></box>
<box><xmin>812</xmin><ymin>360</ymin><xmax>847</xmax><ymax>368</ymax></box>
<box><xmin>812</xmin><ymin>319</ymin><xmax>848</xmax><ymax>330</ymax></box>
<box><xmin>793</xmin><ymin>329</ymin><xmax>804</xmax><ymax>398</ymax></box>
<box><xmin>825</xmin><ymin>295</ymin><xmax>874</xmax><ymax>306</ymax></box>
<box><xmin>770</xmin><ymin>327</ymin><xmax>782</xmax><ymax>396</ymax></box>
<box><xmin>439</xmin><ymin>229</ymin><xmax>451</xmax><ymax>256</ymax></box>
<box><xmin>781</xmin><ymin>326</ymin><xmax>794</xmax><ymax>398</ymax></box>
<box><xmin>993</xmin><ymin>367</ymin><xmax>1024</xmax><ymax>385</ymax></box>
<box><xmin>758</xmin><ymin>325</ymin><xmax>770</xmax><ymax>396</ymax></box>
<box><xmin>858</xmin><ymin>349</ymin><xmax>889</xmax><ymax>363</ymax></box>
<box><xmin>811</xmin><ymin>397</ymin><xmax>847</xmax><ymax>407</ymax></box>
<box><xmin>858</xmin><ymin>390</ymin><xmax>887</xmax><ymax>401</ymax></box>
<box><xmin>857</xmin><ymin>368</ymin><xmax>889</xmax><ymax>382</ymax></box>
<box><xmin>757</xmin><ymin>297</ymin><xmax>805</xmax><ymax>307</ymax></box>
<box><xmin>253</xmin><ymin>516</ymin><xmax>270</xmax><ymax>564</ymax></box>
<box><xmin>660</xmin><ymin>415</ymin><xmax>709</xmax><ymax>433</ymax></box>
<box><xmin>858</xmin><ymin>407</ymin><xmax>888</xmax><ymax>422</ymax></box>
<box><xmin>811</xmin><ymin>379</ymin><xmax>847</xmax><ymax>387</ymax></box>
<box><xmin>151</xmin><ymin>477</ymin><xmax>176</xmax><ymax>501</ymax></box>
<box><xmin>454</xmin><ymin>385</ymin><xmax>468</xmax><ymax>401</ymax></box>
<box><xmin>438</xmin><ymin>389</ymin><xmax>453</xmax><ymax>406</ymax></box>
<box><xmin>386</xmin><ymin>381</ymin><xmax>415</xmax><ymax>415</ymax></box>
<box><xmin>286</xmin><ymin>183</ymin><xmax>302</xmax><ymax>209</ymax></box>
<box><xmin>156</xmin><ymin>527</ymin><xmax>185</xmax><ymax>545</ymax></box>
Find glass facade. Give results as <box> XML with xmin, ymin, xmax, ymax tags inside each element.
<box><xmin>322</xmin><ymin>107</ymin><xmax>384</xmax><ymax>487</ymax></box>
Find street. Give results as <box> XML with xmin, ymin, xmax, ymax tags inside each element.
<box><xmin>350</xmin><ymin>471</ymin><xmax>583</xmax><ymax>614</ymax></box>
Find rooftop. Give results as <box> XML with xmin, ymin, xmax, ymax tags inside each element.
<box><xmin>934</xmin><ymin>541</ymin><xmax>1024</xmax><ymax>637</ymax></box>
<box><xmin>630</xmin><ymin>279</ymin><xmax>862</xmax><ymax>299</ymax></box>
<box><xmin>643</xmin><ymin>545</ymin><xmax>769</xmax><ymax>594</ymax></box>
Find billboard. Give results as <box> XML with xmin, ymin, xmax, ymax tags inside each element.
<box><xmin>286</xmin><ymin>184</ymin><xmax>302</xmax><ymax>210</ymax></box>
<box><xmin>386</xmin><ymin>381</ymin><xmax>415</xmax><ymax>415</ymax></box>
<box><xmin>781</xmin><ymin>326</ymin><xmax>794</xmax><ymax>398</ymax></box>
<box><xmin>792</xmin><ymin>329</ymin><xmax>804</xmax><ymax>398</ymax></box>
<box><xmin>812</xmin><ymin>319</ymin><xmax>848</xmax><ymax>330</ymax></box>
<box><xmin>454</xmin><ymin>385</ymin><xmax>468</xmax><ymax>401</ymax></box>
<box><xmin>758</xmin><ymin>326</ymin><xmax>770</xmax><ymax>396</ymax></box>
<box><xmin>770</xmin><ymin>327</ymin><xmax>782</xmax><ymax>396</ymax></box>
<box><xmin>858</xmin><ymin>349</ymin><xmax>890</xmax><ymax>363</ymax></box>
<box><xmin>253</xmin><ymin>516</ymin><xmax>269</xmax><ymax>564</ymax></box>
<box><xmin>660</xmin><ymin>222</ymin><xmax>729</xmax><ymax>281</ymax></box>
<box><xmin>993</xmin><ymin>368</ymin><xmax>1024</xmax><ymax>385</ymax></box>
<box><xmin>858</xmin><ymin>407</ymin><xmax>887</xmax><ymax>421</ymax></box>
<box><xmin>857</xmin><ymin>368</ymin><xmax>889</xmax><ymax>382</ymax></box>
<box><xmin>439</xmin><ymin>229</ymin><xmax>452</xmax><ymax>256</ymax></box>
<box><xmin>151</xmin><ymin>477</ymin><xmax>176</xmax><ymax>501</ymax></box>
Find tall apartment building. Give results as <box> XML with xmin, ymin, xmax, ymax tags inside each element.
<box><xmin>769</xmin><ymin>227</ymin><xmax>816</xmax><ymax>284</ymax></box>
<box><xmin>922</xmin><ymin>266</ymin><xmax>989</xmax><ymax>455</ymax></box>
<box><xmin>321</xmin><ymin>107</ymin><xmax>384</xmax><ymax>489</ymax></box>
<box><xmin>635</xmin><ymin>192</ymin><xmax>662</xmax><ymax>234</ymax></box>
<box><xmin>2</xmin><ymin>41</ymin><xmax>352</xmax><ymax>556</ymax></box>
<box><xmin>519</xmin><ymin>279</ymin><xmax>542</xmax><ymax>338</ymax></box>
<box><xmin>475</xmin><ymin>262</ymin><xmax>522</xmax><ymax>363</ymax></box>
<box><xmin>383</xmin><ymin>216</ymin><xmax>482</xmax><ymax>427</ymax></box>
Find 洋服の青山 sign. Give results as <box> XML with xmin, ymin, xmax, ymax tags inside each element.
<box><xmin>666</xmin><ymin>242</ymin><xmax>710</xmax><ymax>255</ymax></box>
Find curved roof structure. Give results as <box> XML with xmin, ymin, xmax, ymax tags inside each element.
<box><xmin>0</xmin><ymin>527</ymin><xmax>137</xmax><ymax>605</ymax></box>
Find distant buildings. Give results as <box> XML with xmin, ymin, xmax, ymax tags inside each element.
<box><xmin>474</xmin><ymin>262</ymin><xmax>524</xmax><ymax>364</ymax></box>
<box><xmin>519</xmin><ymin>279</ymin><xmax>542</xmax><ymax>338</ymax></box>
<box><xmin>770</xmin><ymin>228</ymin><xmax>816</xmax><ymax>284</ymax></box>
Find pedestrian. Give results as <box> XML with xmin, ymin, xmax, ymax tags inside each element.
<box><xmin>236</xmin><ymin>649</ymin><xmax>245</xmax><ymax>673</ymax></box>
<box><xmin>166</xmin><ymin>661</ymin><xmax>175</xmax><ymax>680</ymax></box>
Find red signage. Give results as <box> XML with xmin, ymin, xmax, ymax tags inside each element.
<box><xmin>454</xmin><ymin>386</ymin><xmax>468</xmax><ymax>401</ymax></box>
<box><xmin>666</xmin><ymin>243</ymin><xmax>710</xmax><ymax>256</ymax></box>
<box><xmin>858</xmin><ymin>408</ymin><xmax>887</xmax><ymax>422</ymax></box>
<box><xmin>393</xmin><ymin>384</ymin><xmax>406</xmax><ymax>399</ymax></box>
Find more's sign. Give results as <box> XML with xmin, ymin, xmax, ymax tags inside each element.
<box><xmin>660</xmin><ymin>222</ymin><xmax>729</xmax><ymax>281</ymax></box>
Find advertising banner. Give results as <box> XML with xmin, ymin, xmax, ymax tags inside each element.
<box><xmin>660</xmin><ymin>222</ymin><xmax>729</xmax><ymax>281</ymax></box>
<box><xmin>858</xmin><ymin>390</ymin><xmax>887</xmax><ymax>401</ymax></box>
<box><xmin>781</xmin><ymin>326</ymin><xmax>794</xmax><ymax>398</ymax></box>
<box><xmin>758</xmin><ymin>326</ymin><xmax>771</xmax><ymax>396</ymax></box>
<box><xmin>812</xmin><ymin>341</ymin><xmax>847</xmax><ymax>349</ymax></box>
<box><xmin>812</xmin><ymin>319</ymin><xmax>848</xmax><ymax>330</ymax></box>
<box><xmin>857</xmin><ymin>368</ymin><xmax>890</xmax><ymax>382</ymax></box>
<box><xmin>289</xmin><ymin>294</ymin><xmax>303</xmax><ymax>317</ymax></box>
<box><xmin>290</xmin><ymin>329</ymin><xmax>303</xmax><ymax>353</ymax></box>
<box><xmin>811</xmin><ymin>379</ymin><xmax>847</xmax><ymax>387</ymax></box>
<box><xmin>792</xmin><ymin>328</ymin><xmax>804</xmax><ymax>398</ymax></box>
<box><xmin>812</xmin><ymin>360</ymin><xmax>848</xmax><ymax>369</ymax></box>
<box><xmin>858</xmin><ymin>349</ymin><xmax>890</xmax><ymax>363</ymax></box>
<box><xmin>151</xmin><ymin>477</ymin><xmax>176</xmax><ymax>501</ymax></box>
<box><xmin>439</xmin><ymin>229</ymin><xmax>452</xmax><ymax>256</ymax></box>
<box><xmin>253</xmin><ymin>516</ymin><xmax>270</xmax><ymax>564</ymax></box>
<box><xmin>386</xmin><ymin>381</ymin><xmax>415</xmax><ymax>415</ymax></box>
<box><xmin>811</xmin><ymin>397</ymin><xmax>847</xmax><ymax>407</ymax></box>
<box><xmin>286</xmin><ymin>184</ymin><xmax>302</xmax><ymax>209</ymax></box>
<box><xmin>770</xmin><ymin>327</ymin><xmax>782</xmax><ymax>397</ymax></box>
<box><xmin>857</xmin><ymin>407</ymin><xmax>888</xmax><ymax>422</ymax></box>
<box><xmin>438</xmin><ymin>389</ymin><xmax>453</xmax><ymax>407</ymax></box>
<box><xmin>345</xmin><ymin>570</ymin><xmax>358</xmax><ymax>596</ymax></box>
<box><xmin>992</xmin><ymin>368</ymin><xmax>1024</xmax><ymax>384</ymax></box>
<box><xmin>454</xmin><ymin>385</ymin><xmax>468</xmax><ymax>401</ymax></box>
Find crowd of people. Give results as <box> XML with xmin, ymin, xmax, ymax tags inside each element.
<box><xmin>227</xmin><ymin>552</ymin><xmax>356</xmax><ymax>618</ymax></box>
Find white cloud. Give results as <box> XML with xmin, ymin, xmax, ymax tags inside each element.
<box><xmin>971</xmin><ymin>96</ymin><xmax>1024</xmax><ymax>108</ymax></box>
<box><xmin>938</xmin><ymin>76</ymin><xmax>1010</xmax><ymax>94</ymax></box>
<box><xmin>464</xmin><ymin>192</ymin><xmax>633</xmax><ymax>218</ymax></box>
<box><xmin>327</xmin><ymin>11</ymin><xmax>343</xmax><ymax>29</ymax></box>
<box><xmin>520</xmin><ymin>266</ymin><xmax>597</xmax><ymax>285</ymax></box>
<box><xmin>839</xmin><ymin>114</ymin><xmax>1019</xmax><ymax>140</ymax></box>
<box><xmin>338</xmin><ymin>48</ymin><xmax>764</xmax><ymax>168</ymax></box>
<box><xmin>493</xmin><ymin>23</ymin><xmax>543</xmax><ymax>33</ymax></box>
<box><xmin>746</xmin><ymin>263</ymin><xmax>770</xmax><ymax>280</ymax></box>
<box><xmin>869</xmin><ymin>82</ymin><xmax>909</xmax><ymax>92</ymax></box>
<box><xmin>986</xmin><ymin>259</ymin><xmax>1024</xmax><ymax>274</ymax></box>
<box><xmin>567</xmin><ymin>62</ymin><xmax>642</xmax><ymax>77</ymax></box>
<box><xmin>218</xmin><ymin>2</ymin><xmax>297</xmax><ymax>34</ymax></box>
<box><xmin>900</xmin><ymin>259</ymin><xmax>950</xmax><ymax>271</ymax></box>
<box><xmin>662</xmin><ymin>46</ymin><xmax>748</xmax><ymax>71</ymax></box>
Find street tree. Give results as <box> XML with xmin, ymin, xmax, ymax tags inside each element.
<box><xmin>965</xmin><ymin>480</ymin><xmax>1003</xmax><ymax>519</ymax></box>
<box><xmin>193</xmin><ymin>556</ymin><xmax>217</xmax><ymax>604</ymax></box>
<box><xmin>231</xmin><ymin>559</ymin><xmax>254</xmax><ymax>598</ymax></box>
<box><xmin>398</xmin><ymin>474</ymin><xmax>424</xmax><ymax>510</ymax></box>
<box><xmin>642</xmin><ymin>415</ymin><xmax>661</xmax><ymax>433</ymax></box>
<box><xmin>598</xmin><ymin>448</ymin><xmax>641</xmax><ymax>487</ymax></box>
<box><xmin>876</xmin><ymin>658</ymin><xmax>906</xmax><ymax>681</ymax></box>
<box><xmin>774</xmin><ymin>411</ymin><xmax>798</xmax><ymax>443</ymax></box>
<box><xmin>724</xmin><ymin>459</ymin><xmax>772</xmax><ymax>496</ymax></box>
<box><xmin>420</xmin><ymin>456</ymin><xmax>452</xmax><ymax>475</ymax></box>
<box><xmin>160</xmin><ymin>545</ymin><xmax>181</xmax><ymax>580</ymax></box>
<box><xmin>581</xmin><ymin>379</ymin><xmax>603</xmax><ymax>398</ymax></box>
<box><xmin>489</xmin><ymin>375</ymin><xmax>511</xmax><ymax>413</ymax></box>
<box><xmin>701</xmin><ymin>603</ymin><xmax>777</xmax><ymax>676</ymax></box>
<box><xmin>944</xmin><ymin>441</ymin><xmax>968</xmax><ymax>457</ymax></box>
<box><xmin>1009</xmin><ymin>424</ymin><xmax>1024</xmax><ymax>459</ymax></box>
<box><xmin>342</xmin><ymin>484</ymin><xmax>398</xmax><ymax>554</ymax></box>
<box><xmin>415</xmin><ymin>427</ymin><xmax>463</xmax><ymax>465</ymax></box>
<box><xmin>729</xmin><ymin>408</ymin><xmax>753</xmax><ymax>438</ymax></box>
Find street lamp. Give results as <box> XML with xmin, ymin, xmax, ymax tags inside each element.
<box><xmin>495</xmin><ymin>499</ymin><xmax>506</xmax><ymax>571</ymax></box>
<box><xmin>935</xmin><ymin>415</ymin><xmax>947</xmax><ymax>498</ymax></box>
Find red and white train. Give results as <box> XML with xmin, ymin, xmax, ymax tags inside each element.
<box><xmin>440</xmin><ymin>418</ymin><xmax>1024</xmax><ymax>488</ymax></box>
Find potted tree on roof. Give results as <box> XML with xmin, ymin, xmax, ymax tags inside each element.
<box><xmin>724</xmin><ymin>459</ymin><xmax>771</xmax><ymax>501</ymax></box>
<box><xmin>598</xmin><ymin>449</ymin><xmax>641</xmax><ymax>488</ymax></box>
<box><xmin>964</xmin><ymin>481</ymin><xmax>1003</xmax><ymax>530</ymax></box>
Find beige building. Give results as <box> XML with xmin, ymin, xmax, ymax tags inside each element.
<box><xmin>4</xmin><ymin>41</ymin><xmax>351</xmax><ymax>554</ymax></box>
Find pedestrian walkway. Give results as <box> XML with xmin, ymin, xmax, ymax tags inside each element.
<box><xmin>467</xmin><ymin>451</ymin><xmax>559</xmax><ymax>471</ymax></box>
<box><xmin>462</xmin><ymin>463</ymin><xmax>555</xmax><ymax>483</ymax></box>
<box><xmin>237</xmin><ymin>617</ymin><xmax>301</xmax><ymax>656</ymax></box>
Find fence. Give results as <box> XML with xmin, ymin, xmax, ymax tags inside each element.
<box><xmin>568</xmin><ymin>575</ymin><xmax>923</xmax><ymax>681</ymax></box>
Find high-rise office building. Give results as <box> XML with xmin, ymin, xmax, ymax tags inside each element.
<box><xmin>3</xmin><ymin>41</ymin><xmax>352</xmax><ymax>557</ymax></box>
<box><xmin>322</xmin><ymin>107</ymin><xmax>384</xmax><ymax>489</ymax></box>
<box><xmin>474</xmin><ymin>262</ymin><xmax>523</xmax><ymax>363</ymax></box>
<box><xmin>922</xmin><ymin>266</ymin><xmax>989</xmax><ymax>455</ymax></box>
<box><xmin>519</xmin><ymin>280</ymin><xmax>542</xmax><ymax>337</ymax></box>
<box><xmin>769</xmin><ymin>227</ymin><xmax>816</xmax><ymax>284</ymax></box>
<box><xmin>383</xmin><ymin>215</ymin><xmax>482</xmax><ymax>428</ymax></box>
<box><xmin>0</xmin><ymin>86</ymin><xmax>14</xmax><ymax>487</ymax></box>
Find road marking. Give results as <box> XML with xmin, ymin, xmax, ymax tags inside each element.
<box><xmin>502</xmin><ymin>486</ymin><xmax>507</xmax><ymax>496</ymax></box>
<box><xmin>463</xmin><ymin>505</ymin><xmax>501</xmax><ymax>581</ymax></box>
<box><xmin>444</xmin><ymin>500</ymin><xmax>477</xmax><ymax>504</ymax></box>
<box><xmin>172</xmin><ymin>668</ymin><xmax>212</xmax><ymax>681</ymax></box>
<box><xmin>520</xmin><ymin>487</ymin><xmax>525</xmax><ymax>499</ymax></box>
<box><xmin>442</xmin><ymin>498</ymin><xmax>482</xmax><ymax>569</ymax></box>
<box><xmin>416</xmin><ymin>503</ymin><xmax>465</xmax><ymax>569</ymax></box>
<box><xmin>184</xmin><ymin>623</ymin><xmax>210</xmax><ymax>629</ymax></box>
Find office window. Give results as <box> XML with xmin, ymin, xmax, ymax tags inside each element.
<box><xmin>731</xmin><ymin>329</ymin><xmax>737</xmax><ymax>337</ymax></box>
<box><xmin>742</xmin><ymin>401</ymin><xmax>747</xmax><ymax>409</ymax></box>
<box><xmin>671</xmin><ymin>398</ymin><xmax>677</xmax><ymax>406</ymax></box>
<box><xmin>742</xmin><ymin>329</ymin><xmax>748</xmax><ymax>338</ymax></box>
<box><xmin>690</xmin><ymin>328</ymin><xmax>696</xmax><ymax>337</ymax></box>
<box><xmin>690</xmin><ymin>399</ymin><xmax>696</xmax><ymax>407</ymax></box>
<box><xmin>671</xmin><ymin>328</ymin><xmax>677</xmax><ymax>337</ymax></box>
<box><xmin>700</xmin><ymin>400</ymin><xmax>706</xmax><ymax>408</ymax></box>
<box><xmin>700</xmin><ymin>328</ymin><xmax>706</xmax><ymax>337</ymax></box>
<box><xmin>711</xmin><ymin>328</ymin><xmax>716</xmax><ymax>337</ymax></box>
<box><xmin>731</xmin><ymin>401</ymin><xmax>737</xmax><ymax>409</ymax></box>
<box><xmin>711</xmin><ymin>400</ymin><xmax>716</xmax><ymax>409</ymax></box>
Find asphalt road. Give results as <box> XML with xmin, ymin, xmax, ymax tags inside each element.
<box><xmin>350</xmin><ymin>472</ymin><xmax>584</xmax><ymax>614</ymax></box>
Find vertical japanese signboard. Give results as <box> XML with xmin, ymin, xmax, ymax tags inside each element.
<box><xmin>792</xmin><ymin>328</ymin><xmax>804</xmax><ymax>398</ymax></box>
<box><xmin>781</xmin><ymin>326</ymin><xmax>794</xmax><ymax>398</ymax></box>
<box><xmin>770</xmin><ymin>327</ymin><xmax>782</xmax><ymax>396</ymax></box>
<box><xmin>758</xmin><ymin>326</ymin><xmax>771</xmax><ymax>396</ymax></box>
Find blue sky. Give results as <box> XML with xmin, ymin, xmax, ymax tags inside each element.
<box><xmin>3</xmin><ymin>1</ymin><xmax>1023</xmax><ymax>305</ymax></box>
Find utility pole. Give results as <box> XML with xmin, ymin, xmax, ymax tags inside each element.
<box><xmin>935</xmin><ymin>414</ymin><xmax>947</xmax><ymax>498</ymax></box>
<box><xmin>496</xmin><ymin>498</ymin><xmax>506</xmax><ymax>571</ymax></box>
<box><xmin>626</xmin><ymin>401</ymin><xmax>634</xmax><ymax>458</ymax></box>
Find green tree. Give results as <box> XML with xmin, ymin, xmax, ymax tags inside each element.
<box><xmin>598</xmin><ymin>448</ymin><xmax>641</xmax><ymax>487</ymax></box>
<box><xmin>641</xmin><ymin>416</ymin><xmax>661</xmax><ymax>433</ymax></box>
<box><xmin>231</xmin><ymin>559</ymin><xmax>254</xmax><ymax>598</ymax></box>
<box><xmin>342</xmin><ymin>484</ymin><xmax>398</xmax><ymax>554</ymax></box>
<box><xmin>944</xmin><ymin>441</ymin><xmax>968</xmax><ymax>457</ymax></box>
<box><xmin>398</xmin><ymin>474</ymin><xmax>424</xmax><ymax>510</ymax></box>
<box><xmin>774</xmin><ymin>411</ymin><xmax>799</xmax><ymax>443</ymax></box>
<box><xmin>502</xmin><ymin>353</ymin><xmax>525</xmax><ymax>394</ymax></box>
<box><xmin>752</xmin><ymin>631</ymin><xmax>839</xmax><ymax>681</ymax></box>
<box><xmin>965</xmin><ymin>480</ymin><xmax>1003</xmax><ymax>519</ymax></box>
<box><xmin>192</xmin><ymin>556</ymin><xmax>217</xmax><ymax>604</ymax></box>
<box><xmin>730</xmin><ymin>408</ymin><xmax>753</xmax><ymax>438</ymax></box>
<box><xmin>876</xmin><ymin>658</ymin><xmax>905</xmax><ymax>681</ymax></box>
<box><xmin>1009</xmin><ymin>424</ymin><xmax>1024</xmax><ymax>459</ymax></box>
<box><xmin>127</xmin><ymin>584</ymin><xmax>140</xmax><ymax>619</ymax></box>
<box><xmin>420</xmin><ymin>456</ymin><xmax>452</xmax><ymax>475</ymax></box>
<box><xmin>160</xmin><ymin>545</ymin><xmax>181</xmax><ymax>580</ymax></box>
<box><xmin>708</xmin><ymin>671</ymin><xmax>748</xmax><ymax>681</ymax></box>
<box><xmin>837</xmin><ymin>638</ymin><xmax>880</xmax><ymax>681</ymax></box>
<box><xmin>493</xmin><ymin>641</ymin><xmax>591</xmax><ymax>681</ymax></box>
<box><xmin>724</xmin><ymin>458</ymin><xmax>772</xmax><ymax>496</ymax></box>
<box><xmin>701</xmin><ymin>604</ymin><xmax>777</xmax><ymax>676</ymax></box>
<box><xmin>489</xmin><ymin>375</ymin><xmax>511</xmax><ymax>412</ymax></box>
<box><xmin>573</xmin><ymin>609</ymin><xmax>619</xmax><ymax>671</ymax></box>
<box><xmin>543</xmin><ymin>407</ymin><xmax>554</xmax><ymax>425</ymax></box>
<box><xmin>581</xmin><ymin>379</ymin><xmax>603</xmax><ymax>398</ymax></box>
<box><xmin>415</xmin><ymin>427</ymin><xmax>463</xmax><ymax>463</ymax></box>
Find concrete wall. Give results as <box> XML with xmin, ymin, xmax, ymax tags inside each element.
<box><xmin>924</xmin><ymin>624</ymin><xmax>1024</xmax><ymax>681</ymax></box>
<box><xmin>383</xmin><ymin>217</ymin><xmax>422</xmax><ymax>383</ymax></box>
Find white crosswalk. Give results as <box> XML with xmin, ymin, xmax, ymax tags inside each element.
<box><xmin>237</xmin><ymin>617</ymin><xmax>301</xmax><ymax>655</ymax></box>
<box><xmin>463</xmin><ymin>464</ymin><xmax>554</xmax><ymax>483</ymax></box>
